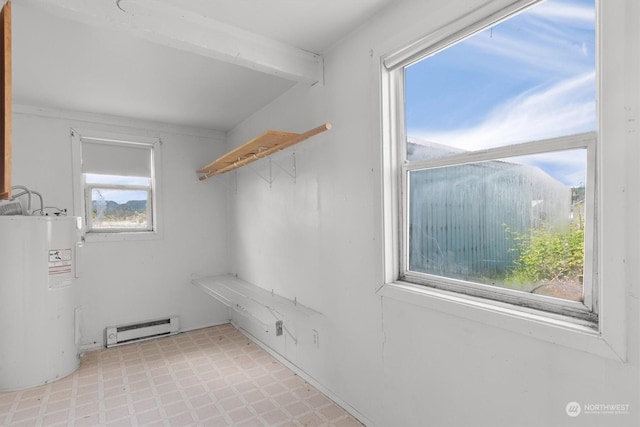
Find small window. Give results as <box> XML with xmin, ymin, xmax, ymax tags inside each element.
<box><xmin>72</xmin><ymin>131</ymin><xmax>160</xmax><ymax>238</ymax></box>
<box><xmin>85</xmin><ymin>174</ymin><xmax>153</xmax><ymax>232</ymax></box>
<box><xmin>384</xmin><ymin>0</ymin><xmax>597</xmax><ymax>322</ymax></box>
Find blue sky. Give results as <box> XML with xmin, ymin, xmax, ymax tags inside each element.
<box><xmin>405</xmin><ymin>0</ymin><xmax>595</xmax><ymax>186</ymax></box>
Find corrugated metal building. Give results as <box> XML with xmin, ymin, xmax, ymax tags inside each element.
<box><xmin>407</xmin><ymin>141</ymin><xmax>570</xmax><ymax>282</ymax></box>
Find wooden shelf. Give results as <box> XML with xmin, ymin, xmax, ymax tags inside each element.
<box><xmin>197</xmin><ymin>123</ymin><xmax>331</xmax><ymax>181</ymax></box>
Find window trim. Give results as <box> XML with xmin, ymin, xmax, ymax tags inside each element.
<box><xmin>378</xmin><ymin>0</ymin><xmax>628</xmax><ymax>361</ymax></box>
<box><xmin>382</xmin><ymin>0</ymin><xmax>543</xmax><ymax>72</ymax></box>
<box><xmin>71</xmin><ymin>129</ymin><xmax>162</xmax><ymax>242</ymax></box>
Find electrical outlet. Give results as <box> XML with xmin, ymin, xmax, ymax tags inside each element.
<box><xmin>312</xmin><ymin>329</ymin><xmax>319</xmax><ymax>348</ymax></box>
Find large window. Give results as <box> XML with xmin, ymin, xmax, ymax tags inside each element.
<box><xmin>72</xmin><ymin>130</ymin><xmax>161</xmax><ymax>239</ymax></box>
<box><xmin>384</xmin><ymin>0</ymin><xmax>597</xmax><ymax>322</ymax></box>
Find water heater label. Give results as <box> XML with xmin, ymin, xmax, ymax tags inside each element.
<box><xmin>48</xmin><ymin>249</ymin><xmax>72</xmax><ymax>289</ymax></box>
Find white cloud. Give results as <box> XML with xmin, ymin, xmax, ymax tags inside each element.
<box><xmin>507</xmin><ymin>150</ymin><xmax>587</xmax><ymax>187</ymax></box>
<box><xmin>527</xmin><ymin>1</ymin><xmax>595</xmax><ymax>27</ymax></box>
<box><xmin>466</xmin><ymin>3</ymin><xmax>594</xmax><ymax>76</ymax></box>
<box><xmin>413</xmin><ymin>71</ymin><xmax>595</xmax><ymax>151</ymax></box>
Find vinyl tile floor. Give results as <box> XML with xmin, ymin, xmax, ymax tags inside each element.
<box><xmin>0</xmin><ymin>324</ymin><xmax>363</xmax><ymax>427</ymax></box>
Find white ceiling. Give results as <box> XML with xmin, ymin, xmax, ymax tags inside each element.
<box><xmin>10</xmin><ymin>0</ymin><xmax>394</xmax><ymax>132</ymax></box>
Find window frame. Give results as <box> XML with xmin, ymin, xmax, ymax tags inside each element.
<box><xmin>400</xmin><ymin>133</ymin><xmax>597</xmax><ymax>322</ymax></box>
<box><xmin>378</xmin><ymin>0</ymin><xmax>630</xmax><ymax>361</ymax></box>
<box><xmin>71</xmin><ymin>129</ymin><xmax>162</xmax><ymax>242</ymax></box>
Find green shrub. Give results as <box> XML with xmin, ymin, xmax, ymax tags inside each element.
<box><xmin>505</xmin><ymin>218</ymin><xmax>584</xmax><ymax>285</ymax></box>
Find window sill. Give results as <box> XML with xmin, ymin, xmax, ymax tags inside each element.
<box><xmin>377</xmin><ymin>281</ymin><xmax>624</xmax><ymax>362</ymax></box>
<box><xmin>83</xmin><ymin>230</ymin><xmax>161</xmax><ymax>243</ymax></box>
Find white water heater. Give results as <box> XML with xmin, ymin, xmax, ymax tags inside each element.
<box><xmin>0</xmin><ymin>216</ymin><xmax>82</xmax><ymax>391</ymax></box>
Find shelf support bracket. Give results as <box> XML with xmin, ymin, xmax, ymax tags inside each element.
<box><xmin>272</xmin><ymin>152</ymin><xmax>297</xmax><ymax>183</ymax></box>
<box><xmin>246</xmin><ymin>157</ymin><xmax>273</xmax><ymax>187</ymax></box>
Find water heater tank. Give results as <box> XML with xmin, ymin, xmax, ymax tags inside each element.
<box><xmin>0</xmin><ymin>216</ymin><xmax>82</xmax><ymax>391</ymax></box>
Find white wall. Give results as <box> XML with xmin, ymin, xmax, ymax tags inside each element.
<box><xmin>11</xmin><ymin>107</ymin><xmax>232</xmax><ymax>347</ymax></box>
<box><xmin>227</xmin><ymin>1</ymin><xmax>640</xmax><ymax>426</ymax></box>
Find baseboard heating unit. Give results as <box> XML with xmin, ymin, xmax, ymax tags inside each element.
<box><xmin>106</xmin><ymin>316</ymin><xmax>179</xmax><ymax>347</ymax></box>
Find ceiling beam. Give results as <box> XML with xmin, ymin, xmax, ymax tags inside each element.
<box><xmin>19</xmin><ymin>0</ymin><xmax>323</xmax><ymax>84</ymax></box>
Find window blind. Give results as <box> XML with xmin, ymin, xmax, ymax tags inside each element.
<box><xmin>81</xmin><ymin>138</ymin><xmax>152</xmax><ymax>177</ymax></box>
